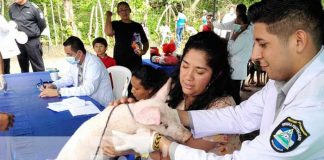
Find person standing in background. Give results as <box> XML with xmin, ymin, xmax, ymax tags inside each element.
<box><xmin>105</xmin><ymin>1</ymin><xmax>149</xmax><ymax>71</ymax></box>
<box><xmin>175</xmin><ymin>10</ymin><xmax>187</xmax><ymax>48</ymax></box>
<box><xmin>200</xmin><ymin>12</ymin><xmax>214</xmax><ymax>32</ymax></box>
<box><xmin>8</xmin><ymin>0</ymin><xmax>46</xmax><ymax>73</ymax></box>
<box><xmin>214</xmin><ymin>4</ymin><xmax>247</xmax><ymax>39</ymax></box>
<box><xmin>200</xmin><ymin>10</ymin><xmax>208</xmax><ymax>25</ymax></box>
<box><xmin>227</xmin><ymin>14</ymin><xmax>253</xmax><ymax>104</ymax></box>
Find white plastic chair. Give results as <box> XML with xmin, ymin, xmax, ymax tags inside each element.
<box><xmin>107</xmin><ymin>66</ymin><xmax>132</xmax><ymax>100</ymax></box>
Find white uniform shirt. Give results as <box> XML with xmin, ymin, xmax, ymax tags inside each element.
<box><xmin>227</xmin><ymin>24</ymin><xmax>254</xmax><ymax>80</ymax></box>
<box><xmin>170</xmin><ymin>47</ymin><xmax>324</xmax><ymax>159</ymax></box>
<box><xmin>53</xmin><ymin>52</ymin><xmax>113</xmax><ymax>107</ymax></box>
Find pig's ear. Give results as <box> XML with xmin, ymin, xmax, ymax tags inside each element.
<box><xmin>134</xmin><ymin>107</ymin><xmax>160</xmax><ymax>125</ymax></box>
<box><xmin>151</xmin><ymin>78</ymin><xmax>172</xmax><ymax>102</ymax></box>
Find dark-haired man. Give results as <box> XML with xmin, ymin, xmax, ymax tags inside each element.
<box><xmin>39</xmin><ymin>36</ymin><xmax>114</xmax><ymax>107</ymax></box>
<box><xmin>110</xmin><ymin>0</ymin><xmax>324</xmax><ymax>159</ymax></box>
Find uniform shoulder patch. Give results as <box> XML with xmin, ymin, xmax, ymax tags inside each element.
<box><xmin>270</xmin><ymin>117</ymin><xmax>309</xmax><ymax>153</ymax></box>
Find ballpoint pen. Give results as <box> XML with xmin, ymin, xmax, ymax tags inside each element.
<box><xmin>40</xmin><ymin>79</ymin><xmax>45</xmax><ymax>89</ymax></box>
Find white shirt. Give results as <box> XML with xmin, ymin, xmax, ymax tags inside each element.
<box><xmin>227</xmin><ymin>24</ymin><xmax>254</xmax><ymax>80</ymax></box>
<box><xmin>53</xmin><ymin>52</ymin><xmax>113</xmax><ymax>107</ymax></box>
<box><xmin>170</xmin><ymin>47</ymin><xmax>324</xmax><ymax>159</ymax></box>
<box><xmin>222</xmin><ymin>13</ymin><xmax>236</xmax><ymax>24</ymax></box>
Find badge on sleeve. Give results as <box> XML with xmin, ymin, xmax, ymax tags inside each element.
<box><xmin>270</xmin><ymin>117</ymin><xmax>309</xmax><ymax>152</ymax></box>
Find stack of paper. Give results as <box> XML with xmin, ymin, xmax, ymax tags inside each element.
<box><xmin>47</xmin><ymin>102</ymin><xmax>68</xmax><ymax>112</ymax></box>
<box><xmin>47</xmin><ymin>97</ymin><xmax>101</xmax><ymax>116</ymax></box>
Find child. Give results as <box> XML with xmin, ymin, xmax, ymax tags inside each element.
<box><xmin>92</xmin><ymin>37</ymin><xmax>116</xmax><ymax>68</ymax></box>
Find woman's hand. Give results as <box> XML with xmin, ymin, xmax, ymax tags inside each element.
<box><xmin>109</xmin><ymin>97</ymin><xmax>136</xmax><ymax>107</ymax></box>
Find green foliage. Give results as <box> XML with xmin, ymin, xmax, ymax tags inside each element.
<box><xmin>2</xmin><ymin>0</ymin><xmax>323</xmax><ymax>46</ymax></box>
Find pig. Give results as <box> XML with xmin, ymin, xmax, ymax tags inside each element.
<box><xmin>56</xmin><ymin>79</ymin><xmax>192</xmax><ymax>160</ymax></box>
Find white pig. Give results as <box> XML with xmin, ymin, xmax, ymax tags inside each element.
<box><xmin>57</xmin><ymin>79</ymin><xmax>192</xmax><ymax>160</ymax></box>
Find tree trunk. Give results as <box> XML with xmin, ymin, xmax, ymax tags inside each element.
<box><xmin>1</xmin><ymin>0</ymin><xmax>4</xmax><ymax>15</ymax></box>
<box><xmin>110</xmin><ymin>0</ymin><xmax>115</xmax><ymax>12</ymax></box>
<box><xmin>97</xmin><ymin>0</ymin><xmax>105</xmax><ymax>38</ymax></box>
<box><xmin>95</xmin><ymin>4</ymin><xmax>99</xmax><ymax>38</ymax></box>
<box><xmin>143</xmin><ymin>0</ymin><xmax>149</xmax><ymax>26</ymax></box>
<box><xmin>41</xmin><ymin>3</ymin><xmax>52</xmax><ymax>46</ymax></box>
<box><xmin>57</xmin><ymin>2</ymin><xmax>64</xmax><ymax>43</ymax></box>
<box><xmin>50</xmin><ymin>0</ymin><xmax>58</xmax><ymax>45</ymax></box>
<box><xmin>63</xmin><ymin>0</ymin><xmax>78</xmax><ymax>36</ymax></box>
<box><xmin>190</xmin><ymin>0</ymin><xmax>201</xmax><ymax>12</ymax></box>
<box><xmin>88</xmin><ymin>6</ymin><xmax>95</xmax><ymax>43</ymax></box>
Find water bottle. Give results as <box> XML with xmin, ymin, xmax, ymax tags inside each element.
<box><xmin>132</xmin><ymin>33</ymin><xmax>142</xmax><ymax>52</ymax></box>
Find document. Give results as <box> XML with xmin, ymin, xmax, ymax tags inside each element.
<box><xmin>47</xmin><ymin>97</ymin><xmax>101</xmax><ymax>116</ymax></box>
<box><xmin>69</xmin><ymin>101</ymin><xmax>101</xmax><ymax>116</ymax></box>
<box><xmin>47</xmin><ymin>102</ymin><xmax>69</xmax><ymax>112</ymax></box>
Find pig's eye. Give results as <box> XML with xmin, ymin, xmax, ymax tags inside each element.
<box><xmin>164</xmin><ymin>124</ymin><xmax>169</xmax><ymax>129</ymax></box>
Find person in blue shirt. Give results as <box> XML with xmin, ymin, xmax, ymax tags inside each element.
<box><xmin>175</xmin><ymin>10</ymin><xmax>187</xmax><ymax>48</ymax></box>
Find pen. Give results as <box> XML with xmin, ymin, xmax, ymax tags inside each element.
<box><xmin>40</xmin><ymin>79</ymin><xmax>46</xmax><ymax>89</ymax></box>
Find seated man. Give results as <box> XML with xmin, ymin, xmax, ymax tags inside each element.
<box><xmin>39</xmin><ymin>36</ymin><xmax>114</xmax><ymax>107</ymax></box>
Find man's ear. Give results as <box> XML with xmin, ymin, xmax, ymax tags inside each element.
<box><xmin>295</xmin><ymin>29</ymin><xmax>308</xmax><ymax>53</ymax></box>
<box><xmin>151</xmin><ymin>78</ymin><xmax>172</xmax><ymax>102</ymax></box>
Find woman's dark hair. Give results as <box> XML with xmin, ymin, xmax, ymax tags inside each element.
<box><xmin>167</xmin><ymin>32</ymin><xmax>232</xmax><ymax>110</ymax></box>
<box><xmin>132</xmin><ymin>65</ymin><xmax>168</xmax><ymax>95</ymax></box>
<box><xmin>92</xmin><ymin>37</ymin><xmax>108</xmax><ymax>48</ymax></box>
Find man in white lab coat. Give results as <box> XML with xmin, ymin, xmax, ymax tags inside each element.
<box><xmin>109</xmin><ymin>0</ymin><xmax>324</xmax><ymax>159</ymax></box>
<box><xmin>39</xmin><ymin>36</ymin><xmax>113</xmax><ymax>107</ymax></box>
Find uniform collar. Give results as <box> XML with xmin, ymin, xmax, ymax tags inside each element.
<box><xmin>283</xmin><ymin>46</ymin><xmax>324</xmax><ymax>105</ymax></box>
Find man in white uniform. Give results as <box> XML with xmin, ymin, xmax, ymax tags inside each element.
<box><xmin>39</xmin><ymin>36</ymin><xmax>114</xmax><ymax>107</ymax></box>
<box><xmin>110</xmin><ymin>0</ymin><xmax>324</xmax><ymax>159</ymax></box>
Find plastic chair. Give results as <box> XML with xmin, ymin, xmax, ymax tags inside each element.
<box><xmin>107</xmin><ymin>66</ymin><xmax>132</xmax><ymax>100</ymax></box>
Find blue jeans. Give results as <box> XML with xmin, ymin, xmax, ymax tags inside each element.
<box><xmin>176</xmin><ymin>25</ymin><xmax>185</xmax><ymax>47</ymax></box>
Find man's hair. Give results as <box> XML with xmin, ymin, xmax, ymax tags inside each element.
<box><xmin>92</xmin><ymin>37</ymin><xmax>108</xmax><ymax>48</ymax></box>
<box><xmin>249</xmin><ymin>0</ymin><xmax>323</xmax><ymax>48</ymax></box>
<box><xmin>206</xmin><ymin>12</ymin><xmax>213</xmax><ymax>17</ymax></box>
<box><xmin>63</xmin><ymin>36</ymin><xmax>86</xmax><ymax>54</ymax></box>
<box><xmin>117</xmin><ymin>1</ymin><xmax>130</xmax><ymax>9</ymax></box>
<box><xmin>236</xmin><ymin>3</ymin><xmax>247</xmax><ymax>16</ymax></box>
<box><xmin>236</xmin><ymin>14</ymin><xmax>249</xmax><ymax>25</ymax></box>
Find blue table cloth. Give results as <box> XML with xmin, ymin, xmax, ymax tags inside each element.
<box><xmin>0</xmin><ymin>72</ymin><xmax>135</xmax><ymax>160</ymax></box>
<box><xmin>142</xmin><ymin>58</ymin><xmax>177</xmax><ymax>76</ymax></box>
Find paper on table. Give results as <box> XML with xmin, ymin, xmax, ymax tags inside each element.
<box><xmin>62</xmin><ymin>97</ymin><xmax>86</xmax><ymax>109</ymax></box>
<box><xmin>47</xmin><ymin>102</ymin><xmax>69</xmax><ymax>112</ymax></box>
<box><xmin>69</xmin><ymin>101</ymin><xmax>101</xmax><ymax>116</ymax></box>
